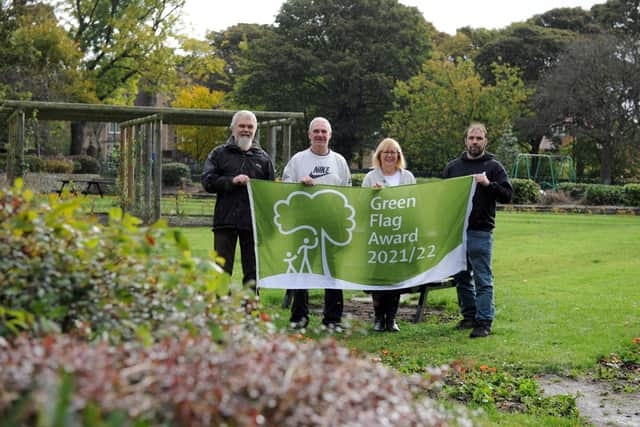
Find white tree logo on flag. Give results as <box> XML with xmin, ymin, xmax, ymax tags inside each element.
<box><xmin>273</xmin><ymin>190</ymin><xmax>356</xmax><ymax>277</ymax></box>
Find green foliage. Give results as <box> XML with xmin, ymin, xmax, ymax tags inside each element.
<box><xmin>69</xmin><ymin>154</ymin><xmax>100</xmax><ymax>174</ymax></box>
<box><xmin>623</xmin><ymin>183</ymin><xmax>640</xmax><ymax>207</ymax></box>
<box><xmin>510</xmin><ymin>178</ymin><xmax>541</xmax><ymax>204</ymax></box>
<box><xmin>42</xmin><ymin>157</ymin><xmax>74</xmax><ymax>173</ymax></box>
<box><xmin>351</xmin><ymin>172</ymin><xmax>366</xmax><ymax>187</ymax></box>
<box><xmin>0</xmin><ymin>179</ymin><xmax>228</xmax><ymax>341</ymax></box>
<box><xmin>236</xmin><ymin>0</ymin><xmax>432</xmax><ymax>161</ymax></box>
<box><xmin>444</xmin><ymin>361</ymin><xmax>578</xmax><ymax>417</ymax></box>
<box><xmin>0</xmin><ymin>2</ymin><xmax>86</xmax><ymax>102</ymax></box>
<box><xmin>24</xmin><ymin>155</ymin><xmax>44</xmax><ymax>172</ymax></box>
<box><xmin>556</xmin><ymin>182</ymin><xmax>591</xmax><ymax>200</ymax></box>
<box><xmin>583</xmin><ymin>184</ymin><xmax>626</xmax><ymax>206</ymax></box>
<box><xmin>162</xmin><ymin>162</ymin><xmax>191</xmax><ymax>187</ymax></box>
<box><xmin>384</xmin><ymin>58</ymin><xmax>531</xmax><ymax>175</ymax></box>
<box><xmin>63</xmin><ymin>0</ymin><xmax>183</xmax><ymax>102</ymax></box>
<box><xmin>172</xmin><ymin>85</ymin><xmax>228</xmax><ymax>161</ymax></box>
<box><xmin>594</xmin><ymin>337</ymin><xmax>640</xmax><ymax>393</ymax></box>
<box><xmin>474</xmin><ymin>23</ymin><xmax>577</xmax><ymax>84</ymax></box>
<box><xmin>494</xmin><ymin>125</ymin><xmax>522</xmax><ymax>175</ymax></box>
<box><xmin>535</xmin><ymin>34</ymin><xmax>640</xmax><ymax>184</ymax></box>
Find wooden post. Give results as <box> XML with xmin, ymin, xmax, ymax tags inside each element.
<box><xmin>6</xmin><ymin>109</ymin><xmax>25</xmax><ymax>182</ymax></box>
<box><xmin>153</xmin><ymin>118</ymin><xmax>163</xmax><ymax>223</ymax></box>
<box><xmin>284</xmin><ymin>124</ymin><xmax>292</xmax><ymax>165</ymax></box>
<box><xmin>144</xmin><ymin>122</ymin><xmax>152</xmax><ymax>223</ymax></box>
<box><xmin>127</xmin><ymin>126</ymin><xmax>134</xmax><ymax>211</ymax></box>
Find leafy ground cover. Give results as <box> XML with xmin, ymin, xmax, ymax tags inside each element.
<box><xmin>181</xmin><ymin>211</ymin><xmax>640</xmax><ymax>426</ymax></box>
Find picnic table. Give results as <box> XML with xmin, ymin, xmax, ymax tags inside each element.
<box><xmin>57</xmin><ymin>177</ymin><xmax>115</xmax><ymax>198</ymax></box>
<box><xmin>280</xmin><ymin>278</ymin><xmax>456</xmax><ymax>323</ymax></box>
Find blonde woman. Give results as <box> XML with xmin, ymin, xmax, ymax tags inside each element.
<box><xmin>362</xmin><ymin>138</ymin><xmax>416</xmax><ymax>332</ymax></box>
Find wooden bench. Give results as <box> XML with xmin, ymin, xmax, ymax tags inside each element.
<box><xmin>280</xmin><ymin>278</ymin><xmax>456</xmax><ymax>323</ymax></box>
<box><xmin>57</xmin><ymin>178</ymin><xmax>115</xmax><ymax>198</ymax></box>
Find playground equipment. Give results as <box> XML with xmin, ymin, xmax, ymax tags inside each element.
<box><xmin>511</xmin><ymin>154</ymin><xmax>576</xmax><ymax>190</ymax></box>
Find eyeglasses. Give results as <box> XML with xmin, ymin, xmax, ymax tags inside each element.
<box><xmin>382</xmin><ymin>151</ymin><xmax>399</xmax><ymax>155</ymax></box>
<box><xmin>467</xmin><ymin>136</ymin><xmax>484</xmax><ymax>141</ymax></box>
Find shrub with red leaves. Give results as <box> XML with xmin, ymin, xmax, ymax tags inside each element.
<box><xmin>0</xmin><ymin>333</ymin><xmax>471</xmax><ymax>426</ymax></box>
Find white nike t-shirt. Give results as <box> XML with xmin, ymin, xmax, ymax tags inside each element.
<box><xmin>282</xmin><ymin>148</ymin><xmax>351</xmax><ymax>186</ymax></box>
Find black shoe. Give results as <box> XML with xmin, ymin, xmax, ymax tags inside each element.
<box><xmin>373</xmin><ymin>317</ymin><xmax>385</xmax><ymax>332</ymax></box>
<box><xmin>470</xmin><ymin>323</ymin><xmax>491</xmax><ymax>338</ymax></box>
<box><xmin>455</xmin><ymin>318</ymin><xmax>476</xmax><ymax>330</ymax></box>
<box><xmin>386</xmin><ymin>318</ymin><xmax>400</xmax><ymax>333</ymax></box>
<box><xmin>290</xmin><ymin>317</ymin><xmax>309</xmax><ymax>330</ymax></box>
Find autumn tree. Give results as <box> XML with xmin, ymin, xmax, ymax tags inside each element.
<box><xmin>172</xmin><ymin>85</ymin><xmax>228</xmax><ymax>161</ymax></box>
<box><xmin>234</xmin><ymin>0</ymin><xmax>432</xmax><ymax>163</ymax></box>
<box><xmin>384</xmin><ymin>59</ymin><xmax>531</xmax><ymax>175</ymax></box>
<box><xmin>56</xmin><ymin>0</ymin><xmax>184</xmax><ymax>153</ymax></box>
<box><xmin>0</xmin><ymin>1</ymin><xmax>89</xmax><ymax>102</ymax></box>
<box><xmin>535</xmin><ymin>34</ymin><xmax>640</xmax><ymax>184</ymax></box>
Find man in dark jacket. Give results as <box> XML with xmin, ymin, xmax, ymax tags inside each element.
<box><xmin>201</xmin><ymin>110</ymin><xmax>275</xmax><ymax>290</ymax></box>
<box><xmin>442</xmin><ymin>122</ymin><xmax>512</xmax><ymax>338</ymax></box>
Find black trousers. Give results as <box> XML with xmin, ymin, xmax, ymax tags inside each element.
<box><xmin>372</xmin><ymin>290</ymin><xmax>401</xmax><ymax>319</ymax></box>
<box><xmin>290</xmin><ymin>289</ymin><xmax>343</xmax><ymax>325</ymax></box>
<box><xmin>214</xmin><ymin>228</ymin><xmax>256</xmax><ymax>287</ymax></box>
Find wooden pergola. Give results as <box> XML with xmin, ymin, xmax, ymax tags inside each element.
<box><xmin>0</xmin><ymin>100</ymin><xmax>304</xmax><ymax>223</ymax></box>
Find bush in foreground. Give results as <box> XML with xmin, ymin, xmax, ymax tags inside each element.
<box><xmin>0</xmin><ymin>179</ymin><xmax>228</xmax><ymax>341</ymax></box>
<box><xmin>0</xmin><ymin>333</ymin><xmax>469</xmax><ymax>427</ymax></box>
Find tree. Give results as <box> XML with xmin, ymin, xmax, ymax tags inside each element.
<box><xmin>591</xmin><ymin>0</ymin><xmax>640</xmax><ymax>36</ymax></box>
<box><xmin>205</xmin><ymin>23</ymin><xmax>274</xmax><ymax>93</ymax></box>
<box><xmin>172</xmin><ymin>85</ymin><xmax>228</xmax><ymax>161</ymax></box>
<box><xmin>527</xmin><ymin>7</ymin><xmax>600</xmax><ymax>33</ymax></box>
<box><xmin>274</xmin><ymin>190</ymin><xmax>355</xmax><ymax>277</ymax></box>
<box><xmin>535</xmin><ymin>34</ymin><xmax>640</xmax><ymax>184</ymax></box>
<box><xmin>234</xmin><ymin>0</ymin><xmax>432</xmax><ymax>163</ymax></box>
<box><xmin>0</xmin><ymin>1</ymin><xmax>88</xmax><ymax>102</ymax></box>
<box><xmin>384</xmin><ymin>59</ymin><xmax>531</xmax><ymax>175</ymax></box>
<box><xmin>474</xmin><ymin>23</ymin><xmax>577</xmax><ymax>84</ymax></box>
<box><xmin>57</xmin><ymin>0</ymin><xmax>184</xmax><ymax>153</ymax></box>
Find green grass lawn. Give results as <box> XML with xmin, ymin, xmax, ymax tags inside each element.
<box><xmin>48</xmin><ymin>193</ymin><xmax>216</xmax><ymax>216</ymax></box>
<box><xmin>179</xmin><ymin>212</ymin><xmax>640</xmax><ymax>425</ymax></box>
<box><xmin>181</xmin><ymin>211</ymin><xmax>640</xmax><ymax>370</ymax></box>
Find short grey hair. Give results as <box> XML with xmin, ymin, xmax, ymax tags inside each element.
<box><xmin>230</xmin><ymin>110</ymin><xmax>257</xmax><ymax>129</ymax></box>
<box><xmin>308</xmin><ymin>117</ymin><xmax>332</xmax><ymax>133</ymax></box>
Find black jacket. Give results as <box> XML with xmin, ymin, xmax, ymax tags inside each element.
<box><xmin>442</xmin><ymin>151</ymin><xmax>512</xmax><ymax>232</ymax></box>
<box><xmin>202</xmin><ymin>137</ymin><xmax>275</xmax><ymax>230</ymax></box>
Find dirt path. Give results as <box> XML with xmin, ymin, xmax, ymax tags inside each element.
<box><xmin>538</xmin><ymin>375</ymin><xmax>640</xmax><ymax>427</ymax></box>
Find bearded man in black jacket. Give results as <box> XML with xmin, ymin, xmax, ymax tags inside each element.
<box><xmin>202</xmin><ymin>110</ymin><xmax>275</xmax><ymax>290</ymax></box>
<box><xmin>442</xmin><ymin>123</ymin><xmax>512</xmax><ymax>338</ymax></box>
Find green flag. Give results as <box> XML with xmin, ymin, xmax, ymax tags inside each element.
<box><xmin>248</xmin><ymin>176</ymin><xmax>475</xmax><ymax>290</ymax></box>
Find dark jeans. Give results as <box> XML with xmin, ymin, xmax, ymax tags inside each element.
<box><xmin>214</xmin><ymin>228</ymin><xmax>256</xmax><ymax>287</ymax></box>
<box><xmin>290</xmin><ymin>289</ymin><xmax>343</xmax><ymax>325</ymax></box>
<box><xmin>371</xmin><ymin>290</ymin><xmax>401</xmax><ymax>319</ymax></box>
<box><xmin>454</xmin><ymin>229</ymin><xmax>494</xmax><ymax>323</ymax></box>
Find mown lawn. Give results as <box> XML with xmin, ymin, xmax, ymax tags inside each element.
<box><xmin>179</xmin><ymin>211</ymin><xmax>640</xmax><ymax>426</ymax></box>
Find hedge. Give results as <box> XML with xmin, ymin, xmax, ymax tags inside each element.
<box><xmin>510</xmin><ymin>178</ymin><xmax>541</xmax><ymax>204</ymax></box>
<box><xmin>163</xmin><ymin>162</ymin><xmax>191</xmax><ymax>186</ymax></box>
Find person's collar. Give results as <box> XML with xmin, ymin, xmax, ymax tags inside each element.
<box><xmin>310</xmin><ymin>147</ymin><xmax>330</xmax><ymax>156</ymax></box>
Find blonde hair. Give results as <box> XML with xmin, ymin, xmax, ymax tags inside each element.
<box><xmin>372</xmin><ymin>138</ymin><xmax>406</xmax><ymax>170</ymax></box>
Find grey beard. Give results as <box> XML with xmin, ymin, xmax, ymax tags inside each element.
<box><xmin>236</xmin><ymin>136</ymin><xmax>252</xmax><ymax>151</ymax></box>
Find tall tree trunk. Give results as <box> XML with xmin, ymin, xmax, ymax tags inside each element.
<box><xmin>599</xmin><ymin>142</ymin><xmax>614</xmax><ymax>185</ymax></box>
<box><xmin>70</xmin><ymin>121</ymin><xmax>86</xmax><ymax>155</ymax></box>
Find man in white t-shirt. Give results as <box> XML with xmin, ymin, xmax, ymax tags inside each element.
<box><xmin>282</xmin><ymin>117</ymin><xmax>351</xmax><ymax>330</ymax></box>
